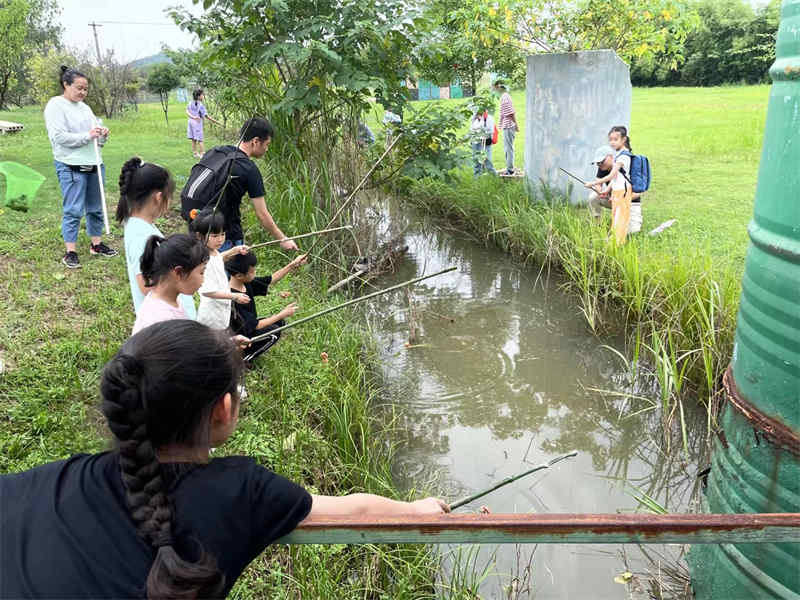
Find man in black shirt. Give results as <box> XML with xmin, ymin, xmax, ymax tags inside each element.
<box><xmin>214</xmin><ymin>117</ymin><xmax>299</xmax><ymax>252</ymax></box>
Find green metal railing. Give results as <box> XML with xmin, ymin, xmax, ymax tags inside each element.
<box><xmin>280</xmin><ymin>513</ymin><xmax>800</xmax><ymax>545</ymax></box>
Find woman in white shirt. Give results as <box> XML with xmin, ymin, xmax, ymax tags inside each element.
<box><xmin>44</xmin><ymin>66</ymin><xmax>118</xmax><ymax>269</ymax></box>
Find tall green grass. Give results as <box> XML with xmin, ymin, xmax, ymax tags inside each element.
<box><xmin>406</xmin><ymin>174</ymin><xmax>738</xmax><ymax>448</ymax></box>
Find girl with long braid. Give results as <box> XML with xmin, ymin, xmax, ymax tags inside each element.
<box><xmin>0</xmin><ymin>320</ymin><xmax>448</xmax><ymax>598</ymax></box>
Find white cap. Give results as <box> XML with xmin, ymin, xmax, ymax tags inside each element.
<box><xmin>592</xmin><ymin>145</ymin><xmax>614</xmax><ymax>164</ymax></box>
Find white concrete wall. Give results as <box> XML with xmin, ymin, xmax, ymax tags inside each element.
<box><xmin>524</xmin><ymin>51</ymin><xmax>631</xmax><ymax>204</ymax></box>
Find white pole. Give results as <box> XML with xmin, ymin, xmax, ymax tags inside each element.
<box><xmin>93</xmin><ymin>121</ymin><xmax>110</xmax><ymax>235</ymax></box>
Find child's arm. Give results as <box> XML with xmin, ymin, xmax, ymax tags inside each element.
<box><xmin>271</xmin><ymin>253</ymin><xmax>308</xmax><ymax>284</ymax></box>
<box><xmin>135</xmin><ymin>273</ymin><xmax>148</xmax><ymax>295</ymax></box>
<box><xmin>306</xmin><ymin>494</ymin><xmax>449</xmax><ymax>519</ymax></box>
<box><xmin>221</xmin><ymin>245</ymin><xmax>249</xmax><ymax>261</ymax></box>
<box><xmin>186</xmin><ymin>108</ymin><xmax>201</xmax><ymax>120</ymax></box>
<box><xmin>256</xmin><ymin>302</ymin><xmax>298</xmax><ymax>329</ymax></box>
<box><xmin>203</xmin><ymin>290</ymin><xmax>250</xmax><ymax>305</ymax></box>
<box><xmin>586</xmin><ymin>161</ymin><xmax>621</xmax><ymax>188</ymax></box>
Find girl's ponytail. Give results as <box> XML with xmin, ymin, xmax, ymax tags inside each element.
<box><xmin>140</xmin><ymin>235</ymin><xmax>165</xmax><ymax>287</ymax></box>
<box><xmin>139</xmin><ymin>233</ymin><xmax>209</xmax><ymax>287</ymax></box>
<box><xmin>100</xmin><ymin>320</ymin><xmax>241</xmax><ymax>599</ymax></box>
<box><xmin>116</xmin><ymin>158</ymin><xmax>175</xmax><ymax>224</ymax></box>
<box><xmin>116</xmin><ymin>157</ymin><xmax>143</xmax><ymax>223</ymax></box>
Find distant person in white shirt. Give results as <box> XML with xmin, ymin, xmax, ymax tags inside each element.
<box><xmin>44</xmin><ymin>66</ymin><xmax>118</xmax><ymax>269</ymax></box>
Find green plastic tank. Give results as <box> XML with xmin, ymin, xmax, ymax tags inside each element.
<box><xmin>688</xmin><ymin>0</ymin><xmax>800</xmax><ymax>597</ymax></box>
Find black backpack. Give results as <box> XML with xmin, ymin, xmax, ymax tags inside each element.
<box><xmin>180</xmin><ymin>146</ymin><xmax>245</xmax><ymax>220</ymax></box>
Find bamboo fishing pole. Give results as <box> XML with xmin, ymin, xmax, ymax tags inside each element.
<box><xmin>558</xmin><ymin>167</ymin><xmax>587</xmax><ymax>186</ymax></box>
<box><xmin>248</xmin><ymin>266</ymin><xmax>456</xmax><ymax>343</ymax></box>
<box><xmin>248</xmin><ymin>225</ymin><xmax>353</xmax><ymax>250</ymax></box>
<box><xmin>305</xmin><ymin>133</ymin><xmax>404</xmax><ymax>255</ymax></box>
<box><xmin>449</xmin><ymin>450</ymin><xmax>578</xmax><ymax>510</ymax></box>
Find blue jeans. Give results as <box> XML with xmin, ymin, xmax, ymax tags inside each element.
<box><xmin>220</xmin><ymin>238</ymin><xmax>244</xmax><ymax>252</ymax></box>
<box><xmin>502</xmin><ymin>128</ymin><xmax>516</xmax><ymax>172</ymax></box>
<box><xmin>472</xmin><ymin>142</ymin><xmax>497</xmax><ymax>176</ymax></box>
<box><xmin>54</xmin><ymin>161</ymin><xmax>105</xmax><ymax>243</ymax></box>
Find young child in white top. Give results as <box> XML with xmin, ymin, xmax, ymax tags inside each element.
<box><xmin>189</xmin><ymin>209</ymin><xmax>250</xmax><ymax>330</ymax></box>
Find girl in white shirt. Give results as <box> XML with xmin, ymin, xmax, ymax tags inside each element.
<box><xmin>189</xmin><ymin>209</ymin><xmax>250</xmax><ymax>330</ymax></box>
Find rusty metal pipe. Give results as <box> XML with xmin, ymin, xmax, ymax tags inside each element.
<box><xmin>279</xmin><ymin>513</ymin><xmax>800</xmax><ymax>545</ymax></box>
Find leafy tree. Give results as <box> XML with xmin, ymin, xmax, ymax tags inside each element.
<box><xmin>373</xmin><ymin>101</ymin><xmax>472</xmax><ymax>187</ymax></box>
<box><xmin>416</xmin><ymin>0</ymin><xmax>526</xmax><ymax>93</ymax></box>
<box><xmin>632</xmin><ymin>0</ymin><xmax>779</xmax><ymax>86</ymax></box>
<box><xmin>147</xmin><ymin>63</ymin><xmax>181</xmax><ymax>124</ymax></box>
<box><xmin>170</xmin><ymin>0</ymin><xmax>426</xmax><ymax>150</ymax></box>
<box><xmin>514</xmin><ymin>0</ymin><xmax>700</xmax><ymax>69</ymax></box>
<box><xmin>0</xmin><ymin>0</ymin><xmax>29</xmax><ymax>109</ymax></box>
<box><xmin>0</xmin><ymin>0</ymin><xmax>62</xmax><ymax>108</ymax></box>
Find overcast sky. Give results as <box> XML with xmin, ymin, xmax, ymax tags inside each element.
<box><xmin>59</xmin><ymin>0</ymin><xmax>774</xmax><ymax>63</ymax></box>
<box><xmin>57</xmin><ymin>0</ymin><xmax>202</xmax><ymax>62</ymax></box>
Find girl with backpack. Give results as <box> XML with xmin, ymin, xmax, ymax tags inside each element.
<box><xmin>117</xmin><ymin>157</ymin><xmax>197</xmax><ymax>319</ymax></box>
<box><xmin>0</xmin><ymin>320</ymin><xmax>449</xmax><ymax>598</ymax></box>
<box><xmin>469</xmin><ymin>110</ymin><xmax>497</xmax><ymax>177</ymax></box>
<box><xmin>585</xmin><ymin>126</ymin><xmax>635</xmax><ymax>245</ymax></box>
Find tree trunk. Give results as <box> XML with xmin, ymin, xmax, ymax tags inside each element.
<box><xmin>0</xmin><ymin>72</ymin><xmax>10</xmax><ymax>111</ymax></box>
<box><xmin>470</xmin><ymin>64</ymin><xmax>477</xmax><ymax>97</ymax></box>
<box><xmin>161</xmin><ymin>94</ymin><xmax>169</xmax><ymax>125</ymax></box>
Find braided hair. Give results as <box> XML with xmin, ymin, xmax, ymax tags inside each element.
<box><xmin>116</xmin><ymin>157</ymin><xmax>175</xmax><ymax>224</ymax></box>
<box><xmin>100</xmin><ymin>320</ymin><xmax>243</xmax><ymax>599</ymax></box>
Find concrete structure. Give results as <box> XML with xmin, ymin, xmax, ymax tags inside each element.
<box><xmin>524</xmin><ymin>50</ymin><xmax>631</xmax><ymax>204</ymax></box>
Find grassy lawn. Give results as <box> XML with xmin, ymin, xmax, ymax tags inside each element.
<box><xmin>0</xmin><ymin>102</ymin><xmax>443</xmax><ymax>598</ymax></box>
<box><xmin>368</xmin><ymin>85</ymin><xmax>768</xmax><ymax>280</ymax></box>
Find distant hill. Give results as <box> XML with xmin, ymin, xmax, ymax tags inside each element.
<box><xmin>129</xmin><ymin>53</ymin><xmax>172</xmax><ymax>70</ymax></box>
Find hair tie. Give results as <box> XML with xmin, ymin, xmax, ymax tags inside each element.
<box><xmin>189</xmin><ymin>209</ymin><xmax>199</xmax><ymax>220</ymax></box>
<box><xmin>152</xmin><ymin>532</ymin><xmax>173</xmax><ymax>548</ymax></box>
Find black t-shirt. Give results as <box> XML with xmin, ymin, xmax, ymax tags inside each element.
<box><xmin>1</xmin><ymin>452</ymin><xmax>311</xmax><ymax>598</ymax></box>
<box><xmin>230</xmin><ymin>275</ymin><xmax>272</xmax><ymax>338</ymax></box>
<box><xmin>217</xmin><ymin>145</ymin><xmax>266</xmax><ymax>242</ymax></box>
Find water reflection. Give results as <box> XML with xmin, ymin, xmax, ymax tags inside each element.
<box><xmin>367</xmin><ymin>200</ymin><xmax>702</xmax><ymax>599</ymax></box>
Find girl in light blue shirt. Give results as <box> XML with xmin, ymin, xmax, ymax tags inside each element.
<box><xmin>116</xmin><ymin>157</ymin><xmax>197</xmax><ymax>318</ymax></box>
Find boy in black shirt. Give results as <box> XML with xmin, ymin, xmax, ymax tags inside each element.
<box><xmin>227</xmin><ymin>251</ymin><xmax>307</xmax><ymax>361</ymax></box>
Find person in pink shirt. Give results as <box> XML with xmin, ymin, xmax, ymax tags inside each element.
<box><xmin>493</xmin><ymin>80</ymin><xmax>519</xmax><ymax>175</ymax></box>
<box><xmin>132</xmin><ymin>234</ymin><xmax>209</xmax><ymax>335</ymax></box>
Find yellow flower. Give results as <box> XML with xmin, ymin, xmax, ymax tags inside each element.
<box><xmin>488</xmin><ymin>6</ymin><xmax>497</xmax><ymax>16</ymax></box>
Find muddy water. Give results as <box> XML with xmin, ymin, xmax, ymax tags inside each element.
<box><xmin>366</xmin><ymin>201</ymin><xmax>699</xmax><ymax>599</ymax></box>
